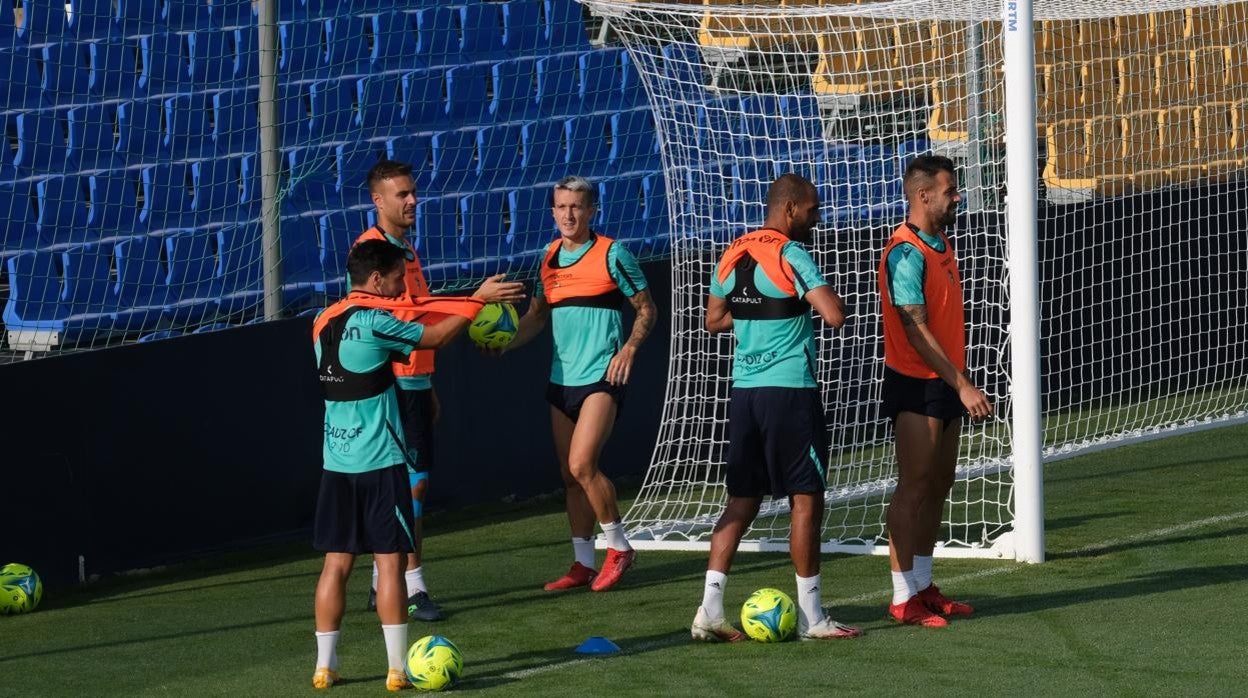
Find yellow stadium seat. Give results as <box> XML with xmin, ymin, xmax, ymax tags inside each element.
<box><xmin>1222</xmin><ymin>45</ymin><xmax>1248</xmax><ymax>102</ymax></box>
<box><xmin>1159</xmin><ymin>105</ymin><xmax>1203</xmax><ymax>183</ymax></box>
<box><xmin>929</xmin><ymin>78</ymin><xmax>969</xmax><ymax>144</ymax></box>
<box><xmin>1122</xmin><ymin>109</ymin><xmax>1168</xmax><ymax>188</ymax></box>
<box><xmin>1044</xmin><ymin>119</ymin><xmax>1094</xmax><ymax>186</ymax></box>
<box><xmin>1185</xmin><ymin>6</ymin><xmax>1222</xmax><ymax>45</ymax></box>
<box><xmin>1155</xmin><ymin>50</ymin><xmax>1193</xmax><ymax>105</ymax></box>
<box><xmin>1220</xmin><ymin>3</ymin><xmax>1248</xmax><ymax>44</ymax></box>
<box><xmin>1190</xmin><ymin>47</ymin><xmax>1228</xmax><ymax>102</ymax></box>
<box><xmin>1115</xmin><ymin>13</ymin><xmax>1154</xmax><ymax>52</ymax></box>
<box><xmin>1042</xmin><ymin>61</ymin><xmax>1083</xmax><ymax>122</ymax></box>
<box><xmin>1117</xmin><ymin>54</ymin><xmax>1156</xmax><ymax>112</ymax></box>
<box><xmin>1196</xmin><ymin>100</ymin><xmax>1247</xmax><ymax>176</ymax></box>
<box><xmin>1150</xmin><ymin>9</ymin><xmax>1187</xmax><ymax>49</ymax></box>
<box><xmin>1081</xmin><ymin>18</ymin><xmax>1119</xmax><ymax>51</ymax></box>
<box><xmin>1038</xmin><ymin>20</ymin><xmax>1082</xmax><ymax>66</ymax></box>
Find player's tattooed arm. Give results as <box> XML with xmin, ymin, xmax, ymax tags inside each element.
<box><xmin>898</xmin><ymin>304</ymin><xmax>927</xmax><ymax>326</ymax></box>
<box><xmin>624</xmin><ymin>289</ymin><xmax>656</xmax><ymax>350</ymax></box>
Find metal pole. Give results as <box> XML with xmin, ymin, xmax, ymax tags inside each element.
<box><xmin>1001</xmin><ymin>0</ymin><xmax>1044</xmax><ymax>562</ymax></box>
<box><xmin>257</xmin><ymin>0</ymin><xmax>283</xmax><ymax>320</ymax></box>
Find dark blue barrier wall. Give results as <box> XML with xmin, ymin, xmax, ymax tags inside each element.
<box><xmin>1</xmin><ymin>261</ymin><xmax>672</xmax><ymax>585</ymax></box>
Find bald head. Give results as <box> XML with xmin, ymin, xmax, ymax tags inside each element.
<box><xmin>762</xmin><ymin>173</ymin><xmax>820</xmax><ymax>243</ymax></box>
<box><xmin>766</xmin><ymin>173</ymin><xmax>818</xmax><ymax>214</ymax></box>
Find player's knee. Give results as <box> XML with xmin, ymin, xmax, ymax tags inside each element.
<box><xmin>566</xmin><ymin>459</ymin><xmax>600</xmax><ymax>484</ymax></box>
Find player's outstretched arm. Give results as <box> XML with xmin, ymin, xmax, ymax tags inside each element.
<box><xmin>705</xmin><ymin>294</ymin><xmax>733</xmax><ymax>334</ymax></box>
<box><xmin>606</xmin><ymin>289</ymin><xmax>656</xmax><ymax>386</ymax></box>
<box><xmin>473</xmin><ymin>274</ymin><xmax>527</xmax><ymax>304</ymax></box>
<box><xmin>418</xmin><ymin>315</ymin><xmax>473</xmax><ymax>350</ymax></box>
<box><xmin>897</xmin><ymin>304</ymin><xmax>993</xmax><ymax>420</ymax></box>
<box><xmin>804</xmin><ymin>286</ymin><xmax>847</xmax><ymax>329</ymax></box>
<box><xmin>502</xmin><ymin>293</ymin><xmax>549</xmax><ymax>353</ymax></box>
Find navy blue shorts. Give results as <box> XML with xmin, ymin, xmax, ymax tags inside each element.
<box><xmin>725</xmin><ymin>387</ymin><xmax>829</xmax><ymax>498</ymax></box>
<box><xmin>397</xmin><ymin>387</ymin><xmax>435</xmax><ymax>473</ymax></box>
<box><xmin>545</xmin><ymin>380</ymin><xmax>625</xmax><ymax>423</ymax></box>
<box><xmin>880</xmin><ymin>366</ymin><xmax>965</xmax><ymax>425</ymax></box>
<box><xmin>312</xmin><ymin>464</ymin><xmax>417</xmax><ymax>554</ymax></box>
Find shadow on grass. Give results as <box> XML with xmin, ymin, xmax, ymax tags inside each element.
<box><xmin>1044</xmin><ymin>511</ymin><xmax>1128</xmax><ymax>532</ymax></box>
<box><xmin>975</xmin><ymin>563</ymin><xmax>1248</xmax><ymax>618</ymax></box>
<box><xmin>461</xmin><ymin>629</ymin><xmax>686</xmax><ymax>689</ymax></box>
<box><xmin>1048</xmin><ymin>525</ymin><xmax>1248</xmax><ymax>560</ymax></box>
<box><xmin>1048</xmin><ymin>452</ymin><xmax>1248</xmax><ymax>484</ymax></box>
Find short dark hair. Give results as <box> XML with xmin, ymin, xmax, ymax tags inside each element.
<box><xmin>765</xmin><ymin>173</ymin><xmax>817</xmax><ymax>213</ymax></box>
<box><xmin>347</xmin><ymin>239</ymin><xmax>405</xmax><ymax>286</ymax></box>
<box><xmin>366</xmin><ymin>159</ymin><xmax>414</xmax><ymax>192</ymax></box>
<box><xmin>903</xmin><ymin>154</ymin><xmax>956</xmax><ymax>196</ymax></box>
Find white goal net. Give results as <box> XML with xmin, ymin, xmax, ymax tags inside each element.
<box><xmin>582</xmin><ymin>0</ymin><xmax>1248</xmax><ymax>559</ymax></box>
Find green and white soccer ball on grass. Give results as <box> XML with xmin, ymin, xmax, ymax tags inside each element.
<box><xmin>0</xmin><ymin>563</ymin><xmax>43</xmax><ymax>615</ymax></box>
<box><xmin>741</xmin><ymin>588</ymin><xmax>797</xmax><ymax>642</ymax></box>
<box><xmin>405</xmin><ymin>634</ymin><xmax>463</xmax><ymax>691</ymax></box>
<box><xmin>468</xmin><ymin>302</ymin><xmax>519</xmax><ymax>350</ymax></box>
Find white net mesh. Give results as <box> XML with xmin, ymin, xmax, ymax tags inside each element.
<box><xmin>583</xmin><ymin>0</ymin><xmax>1248</xmax><ymax>556</ymax></box>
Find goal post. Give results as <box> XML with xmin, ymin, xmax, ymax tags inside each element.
<box><xmin>581</xmin><ymin>0</ymin><xmax>1248</xmax><ymax>561</ymax></box>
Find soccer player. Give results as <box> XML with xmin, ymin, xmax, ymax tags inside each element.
<box><xmin>311</xmin><ymin>240</ymin><xmax>483</xmax><ymax>690</ymax></box>
<box><xmin>505</xmin><ymin>175</ymin><xmax>656</xmax><ymax>592</ymax></box>
<box><xmin>690</xmin><ymin>174</ymin><xmax>863</xmax><ymax>642</ymax></box>
<box><xmin>878</xmin><ymin>154</ymin><xmax>993</xmax><ymax>627</ymax></box>
<box><xmin>356</xmin><ymin>160</ymin><xmax>525</xmax><ymax>621</ymax></box>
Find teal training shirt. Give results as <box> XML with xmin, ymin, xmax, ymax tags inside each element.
<box><xmin>376</xmin><ymin>231</ymin><xmax>433</xmax><ymax>392</ymax></box>
<box><xmin>315</xmin><ymin>307</ymin><xmax>426</xmax><ymax>474</ymax></box>
<box><xmin>534</xmin><ymin>238</ymin><xmax>649</xmax><ymax>386</ymax></box>
<box><xmin>885</xmin><ymin>229</ymin><xmax>946</xmax><ymax>307</ymax></box>
<box><xmin>710</xmin><ymin>241</ymin><xmax>829</xmax><ymax>388</ymax></box>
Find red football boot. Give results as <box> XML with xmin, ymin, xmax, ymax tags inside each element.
<box><xmin>918</xmin><ymin>584</ymin><xmax>974</xmax><ymax>616</ymax></box>
<box><xmin>589</xmin><ymin>548</ymin><xmax>636</xmax><ymax>592</ymax></box>
<box><xmin>543</xmin><ymin>562</ymin><xmax>597</xmax><ymax>591</ymax></box>
<box><xmin>889</xmin><ymin>596</ymin><xmax>948</xmax><ymax>627</ymax></box>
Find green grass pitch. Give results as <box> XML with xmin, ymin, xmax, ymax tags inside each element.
<box><xmin>2</xmin><ymin>425</ymin><xmax>1247</xmax><ymax>695</ymax></box>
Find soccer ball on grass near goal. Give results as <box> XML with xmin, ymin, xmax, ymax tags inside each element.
<box><xmin>741</xmin><ymin>588</ymin><xmax>797</xmax><ymax>642</ymax></box>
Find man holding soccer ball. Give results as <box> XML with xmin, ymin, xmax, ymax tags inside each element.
<box><xmin>355</xmin><ymin>160</ymin><xmax>525</xmax><ymax>621</ymax></box>
<box><xmin>878</xmin><ymin>154</ymin><xmax>993</xmax><ymax>627</ymax></box>
<box><xmin>691</xmin><ymin>174</ymin><xmax>863</xmax><ymax>642</ymax></box>
<box><xmin>505</xmin><ymin>175</ymin><xmax>657</xmax><ymax>593</ymax></box>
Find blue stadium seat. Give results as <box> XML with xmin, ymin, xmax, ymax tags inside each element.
<box><xmin>192</xmin><ymin>159</ymin><xmax>243</xmax><ymax>225</ymax></box>
<box><xmin>696</xmin><ymin>95</ymin><xmax>742</xmax><ymax>156</ymax></box>
<box><xmin>67</xmin><ymin>0</ymin><xmax>118</xmax><ymax>40</ymax></box>
<box><xmin>507</xmin><ymin>187</ymin><xmax>555</xmax><ymax>256</ymax></box>
<box><xmin>319</xmin><ymin>209</ymin><xmax>372</xmax><ymax>297</ymax></box>
<box><xmin>1</xmin><ymin>48</ymin><xmax>42</xmax><ymax>109</ymax></box>
<box><xmin>597</xmin><ymin>175</ymin><xmax>646</xmax><ymax>240</ymax></box>
<box><xmin>16</xmin><ymin>0</ymin><xmax>67</xmax><ymax>44</ymax></box>
<box><xmin>520</xmin><ymin>120</ymin><xmax>565</xmax><ymax>185</ymax></box>
<box><xmin>460</xmin><ymin>191</ymin><xmax>512</xmax><ymax>278</ymax></box>
<box><xmin>326</xmin><ymin>15</ymin><xmax>371</xmax><ymax>77</ymax></box>
<box><xmin>564</xmin><ymin>114</ymin><xmax>612</xmax><ymax>179</ymax></box>
<box><xmin>42</xmin><ymin>43</ymin><xmax>92</xmax><ymax>102</ymax></box>
<box><xmin>414</xmin><ymin>6</ymin><xmax>461</xmax><ymax>69</ymax></box>
<box><xmin>643</xmin><ymin>174</ymin><xmax>669</xmax><ymax>239</ymax></box>
<box><xmin>859</xmin><ymin>145</ymin><xmax>905</xmax><ymax>220</ymax></box>
<box><xmin>685</xmin><ymin>163</ymin><xmax>738</xmax><ymax>243</ymax></box>
<box><xmin>216</xmin><ymin>222</ymin><xmax>263</xmax><ymax>319</ymax></box>
<box><xmin>210</xmin><ymin>0</ymin><xmax>255</xmax><ymax>29</ymax></box>
<box><xmin>3</xmin><ymin>252</ymin><xmax>68</xmax><ymax>335</ymax></box>
<box><xmin>403</xmin><ymin>69</ymin><xmax>448</xmax><ymax>130</ymax></box>
<box><xmin>88</xmin><ymin>169</ymin><xmax>140</xmax><ymax>233</ymax></box>
<box><xmin>661</xmin><ymin>44</ymin><xmax>707</xmax><ymax>100</ymax></box>
<box><xmin>780</xmin><ymin>94</ymin><xmax>823</xmax><ymax>146</ymax></box>
<box><xmin>356</xmin><ymin>73</ymin><xmax>408</xmax><ymax>138</ymax></box>
<box><xmin>308</xmin><ymin>79</ymin><xmax>358</xmax><ymax>143</ymax></box>
<box><xmin>0</xmin><ymin>183</ymin><xmax>40</xmax><ymax>255</ymax></box>
<box><xmin>36</xmin><ymin>176</ymin><xmax>92</xmax><ymax>248</ymax></box>
<box><xmin>137</xmin><ymin>329</ymin><xmax>180</xmax><ymax>342</ymax></box>
<box><xmin>163</xmin><ymin>232</ymin><xmax>219</xmax><ymax>324</ymax></box>
<box><xmin>501</xmin><ymin>0</ymin><xmax>543</xmax><ymax>56</ymax></box>
<box><xmin>579</xmin><ymin>48</ymin><xmax>625</xmax><ymax>112</ymax></box>
<box><xmin>116</xmin><ymin>99</ymin><xmax>164</xmax><ymax>163</ymax></box>
<box><xmin>88</xmin><ymin>39</ymin><xmax>139</xmax><ymax>99</ymax></box>
<box><xmin>371</xmin><ymin>11</ymin><xmax>419</xmax><ymax>71</ymax></box>
<box><xmin>336</xmin><ymin>144</ymin><xmax>387</xmax><ymax>208</ymax></box>
<box><xmin>230</xmin><ymin>27</ymin><xmax>258</xmax><ymax>82</ymax></box>
<box><xmin>414</xmin><ymin>196</ymin><xmax>461</xmax><ymax>277</ymax></box>
<box><xmin>238</xmin><ymin>155</ymin><xmax>262</xmax><ymax>219</ymax></box>
<box><xmin>278</xmin><ymin>83</ymin><xmax>312</xmax><ymax>146</ymax></box>
<box><xmin>213</xmin><ymin>88</ymin><xmax>259</xmax><ymax>156</ymax></box>
<box><xmin>163</xmin><ymin>94</ymin><xmax>214</xmax><ymax>160</ymax></box>
<box><xmin>113</xmin><ymin>235</ymin><xmax>171</xmax><ymax>333</ymax></box>
<box><xmin>733</xmin><ymin>160</ymin><xmax>777</xmax><ymax>230</ymax></box>
<box><xmin>186</xmin><ymin>30</ymin><xmax>233</xmax><ymax>87</ymax></box>
<box><xmin>280</xmin><ymin>215</ymin><xmax>330</xmax><ymax>305</ymax></box>
<box><xmin>60</xmin><ymin>242</ymin><xmax>117</xmax><ymax>337</ymax></box>
<box><xmin>13</xmin><ymin>111</ymin><xmax>69</xmax><ymax>175</ymax></box>
<box><xmin>279</xmin><ymin>20</ymin><xmax>327</xmax><ymax>79</ymax></box>
<box><xmin>115</xmin><ymin>0</ymin><xmax>164</xmax><ymax>35</ymax></box>
<box><xmin>460</xmin><ymin>3</ymin><xmax>506</xmax><ymax>61</ymax></box>
<box><xmin>284</xmin><ymin>145</ymin><xmax>340</xmax><ymax>212</ymax></box>
<box><xmin>139</xmin><ymin>163</ymin><xmax>196</xmax><ymax>233</ymax></box>
<box><xmin>740</xmin><ymin>95</ymin><xmax>788</xmax><ymax>160</ymax></box>
<box><xmin>618</xmin><ymin>50</ymin><xmax>646</xmax><ymax>109</ymax></box>
<box><xmin>163</xmin><ymin>0</ymin><xmax>213</xmax><ymax>31</ymax></box>
<box><xmin>476</xmin><ymin>124</ymin><xmax>525</xmax><ymax>190</ymax></box>
<box><xmin>0</xmin><ymin>112</ymin><xmax>13</xmax><ymax>180</ymax></box>
<box><xmin>384</xmin><ymin>134</ymin><xmax>433</xmax><ymax>192</ymax></box>
<box><xmin>192</xmin><ymin>322</ymin><xmax>233</xmax><ymax>334</ymax></box>
<box><xmin>428</xmin><ymin>130</ymin><xmax>478</xmax><ymax>195</ymax></box>
<box><xmin>66</xmin><ymin>104</ymin><xmax>123</xmax><ymax>171</ymax></box>
<box><xmin>139</xmin><ymin>33</ymin><xmax>188</xmax><ymax>96</ymax></box>
<box><xmin>445</xmin><ymin>64</ymin><xmax>490</xmax><ymax>126</ymax></box>
<box><xmin>609</xmin><ymin>109</ymin><xmax>659</xmax><ymax>174</ymax></box>
<box><xmin>535</xmin><ymin>53</ymin><xmax>579</xmax><ymax>118</ymax></box>
<box><xmin>545</xmin><ymin>0</ymin><xmax>591</xmax><ymax>53</ymax></box>
<box><xmin>488</xmin><ymin>58</ymin><xmax>538</xmax><ymax>123</ymax></box>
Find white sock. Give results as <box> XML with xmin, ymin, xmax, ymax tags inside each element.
<box><xmin>600</xmin><ymin>520</ymin><xmax>632</xmax><ymax>551</ymax></box>
<box><xmin>572</xmin><ymin>537</ymin><xmax>596</xmax><ymax>569</ymax></box>
<box><xmin>891</xmin><ymin>570</ymin><xmax>917</xmax><ymax>605</ymax></box>
<box><xmin>371</xmin><ymin>562</ymin><xmax>379</xmax><ymax>592</ymax></box>
<box><xmin>796</xmin><ymin>573</ymin><xmax>825</xmax><ymax>628</ymax></box>
<box><xmin>405</xmin><ymin>567</ymin><xmax>427</xmax><ymax>596</ymax></box>
<box><xmin>382</xmin><ymin>624</ymin><xmax>408</xmax><ymax>672</ymax></box>
<box><xmin>315</xmin><ymin>630</ymin><xmax>340</xmax><ymax>671</ymax></box>
<box><xmin>912</xmin><ymin>555</ymin><xmax>933</xmax><ymax>592</ymax></box>
<box><xmin>701</xmin><ymin>570</ymin><xmax>727</xmax><ymax>619</ymax></box>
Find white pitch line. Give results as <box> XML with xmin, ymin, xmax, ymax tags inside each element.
<box><xmin>499</xmin><ymin>510</ymin><xmax>1248</xmax><ymax>682</ymax></box>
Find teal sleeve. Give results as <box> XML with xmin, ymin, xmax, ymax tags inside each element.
<box><xmin>607</xmin><ymin>244</ymin><xmax>648</xmax><ymax>297</ymax></box>
<box><xmin>709</xmin><ymin>269</ymin><xmax>726</xmax><ymax>298</ymax></box>
<box><xmin>366</xmin><ymin>310</ymin><xmax>426</xmax><ymax>352</ymax></box>
<box><xmin>781</xmin><ymin>243</ymin><xmax>828</xmax><ymax>300</ymax></box>
<box><xmin>886</xmin><ymin>242</ymin><xmax>927</xmax><ymax>306</ymax></box>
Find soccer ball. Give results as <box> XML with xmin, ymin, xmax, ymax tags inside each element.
<box><xmin>0</xmin><ymin>563</ymin><xmax>43</xmax><ymax>615</ymax></box>
<box><xmin>405</xmin><ymin>634</ymin><xmax>463</xmax><ymax>691</ymax></box>
<box><xmin>741</xmin><ymin>588</ymin><xmax>797</xmax><ymax>642</ymax></box>
<box><xmin>468</xmin><ymin>302</ymin><xmax>519</xmax><ymax>350</ymax></box>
